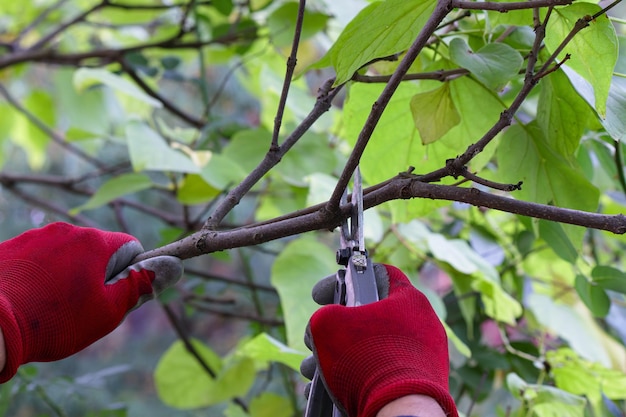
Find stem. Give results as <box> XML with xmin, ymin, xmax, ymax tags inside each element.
<box><xmin>271</xmin><ymin>0</ymin><xmax>307</xmax><ymax>149</ymax></box>
<box><xmin>327</xmin><ymin>0</ymin><xmax>453</xmax><ymax>211</ymax></box>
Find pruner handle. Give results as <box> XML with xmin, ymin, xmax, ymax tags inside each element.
<box><xmin>304</xmin><ymin>255</ymin><xmax>379</xmax><ymax>417</ymax></box>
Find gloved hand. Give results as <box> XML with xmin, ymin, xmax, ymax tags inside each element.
<box><xmin>0</xmin><ymin>222</ymin><xmax>183</xmax><ymax>382</ymax></box>
<box><xmin>301</xmin><ymin>264</ymin><xmax>458</xmax><ymax>417</ymax></box>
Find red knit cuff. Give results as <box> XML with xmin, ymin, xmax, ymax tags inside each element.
<box><xmin>362</xmin><ymin>380</ymin><xmax>459</xmax><ymax>417</ymax></box>
<box><xmin>0</xmin><ymin>295</ymin><xmax>23</xmax><ymax>383</ymax></box>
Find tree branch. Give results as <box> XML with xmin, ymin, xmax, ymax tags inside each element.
<box><xmin>136</xmin><ymin>176</ymin><xmax>626</xmax><ymax>262</ymax></box>
<box><xmin>327</xmin><ymin>0</ymin><xmax>453</xmax><ymax>211</ymax></box>
<box><xmin>203</xmin><ymin>78</ymin><xmax>343</xmax><ymax>229</ymax></box>
<box><xmin>352</xmin><ymin>68</ymin><xmax>468</xmax><ymax>83</ymax></box>
<box><xmin>271</xmin><ymin>0</ymin><xmax>307</xmax><ymax>149</ymax></box>
<box><xmin>120</xmin><ymin>59</ymin><xmax>206</xmax><ymax>128</ymax></box>
<box><xmin>450</xmin><ymin>0</ymin><xmax>572</xmax><ymax>11</ymax></box>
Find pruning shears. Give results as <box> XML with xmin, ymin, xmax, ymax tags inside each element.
<box><xmin>304</xmin><ymin>166</ymin><xmax>380</xmax><ymax>417</ymax></box>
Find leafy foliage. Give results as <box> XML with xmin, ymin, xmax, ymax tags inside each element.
<box><xmin>1</xmin><ymin>0</ymin><xmax>626</xmax><ymax>416</ymax></box>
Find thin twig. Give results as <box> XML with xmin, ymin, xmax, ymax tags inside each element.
<box><xmin>185</xmin><ymin>266</ymin><xmax>277</xmax><ymax>293</ymax></box>
<box><xmin>352</xmin><ymin>68</ymin><xmax>468</xmax><ymax>83</ymax></box>
<box><xmin>271</xmin><ymin>0</ymin><xmax>307</xmax><ymax>149</ymax></box>
<box><xmin>327</xmin><ymin>0</ymin><xmax>453</xmax><ymax>211</ymax></box>
<box><xmin>14</xmin><ymin>0</ymin><xmax>71</xmax><ymax>43</ymax></box>
<box><xmin>120</xmin><ymin>59</ymin><xmax>205</xmax><ymax>128</ymax></box>
<box><xmin>0</xmin><ymin>83</ymin><xmax>107</xmax><ymax>169</ymax></box>
<box><xmin>0</xmin><ymin>183</ymin><xmax>98</xmax><ymax>227</ymax></box>
<box><xmin>186</xmin><ymin>301</ymin><xmax>285</xmax><ymax>326</ymax></box>
<box><xmin>161</xmin><ymin>304</ymin><xmax>250</xmax><ymax>412</ymax></box>
<box><xmin>457</xmin><ymin>168</ymin><xmax>523</xmax><ymax>192</ymax></box>
<box><xmin>30</xmin><ymin>0</ymin><xmax>108</xmax><ymax>50</ymax></box>
<box><xmin>203</xmin><ymin>78</ymin><xmax>343</xmax><ymax>229</ymax></box>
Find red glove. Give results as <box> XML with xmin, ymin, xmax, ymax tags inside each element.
<box><xmin>307</xmin><ymin>264</ymin><xmax>458</xmax><ymax>417</ymax></box>
<box><xmin>0</xmin><ymin>222</ymin><xmax>183</xmax><ymax>382</ymax></box>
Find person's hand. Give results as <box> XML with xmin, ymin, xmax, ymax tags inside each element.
<box><xmin>301</xmin><ymin>264</ymin><xmax>458</xmax><ymax>417</ymax></box>
<box><xmin>0</xmin><ymin>222</ymin><xmax>183</xmax><ymax>382</ymax></box>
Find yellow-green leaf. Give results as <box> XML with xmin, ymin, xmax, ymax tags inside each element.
<box><xmin>544</xmin><ymin>3</ymin><xmax>618</xmax><ymax>117</ymax></box>
<box><xmin>410</xmin><ymin>83</ymin><xmax>460</xmax><ymax>145</ymax></box>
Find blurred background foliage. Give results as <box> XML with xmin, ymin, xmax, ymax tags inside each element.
<box><xmin>1</xmin><ymin>0</ymin><xmax>626</xmax><ymax>416</ymax></box>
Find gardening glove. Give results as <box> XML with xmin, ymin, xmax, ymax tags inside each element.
<box><xmin>301</xmin><ymin>264</ymin><xmax>458</xmax><ymax>417</ymax></box>
<box><xmin>0</xmin><ymin>222</ymin><xmax>183</xmax><ymax>382</ymax></box>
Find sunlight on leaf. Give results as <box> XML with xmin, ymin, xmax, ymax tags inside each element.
<box><xmin>314</xmin><ymin>0</ymin><xmax>436</xmax><ymax>85</ymax></box>
<box><xmin>271</xmin><ymin>237</ymin><xmax>336</xmax><ymax>352</ymax></box>
<box><xmin>507</xmin><ymin>372</ymin><xmax>586</xmax><ymax>417</ymax></box>
<box><xmin>410</xmin><ymin>83</ymin><xmax>460</xmax><ymax>145</ymax></box>
<box><xmin>548</xmin><ymin>347</ymin><xmax>626</xmax><ymax>402</ymax></box>
<box><xmin>74</xmin><ymin>68</ymin><xmax>163</xmax><ymax>108</ymax></box>
<box><xmin>544</xmin><ymin>3</ymin><xmax>618</xmax><ymax>117</ymax></box>
<box><xmin>125</xmin><ymin>121</ymin><xmax>201</xmax><ymax>173</ymax></box>
<box><xmin>71</xmin><ymin>173</ymin><xmax>152</xmax><ymax>214</ymax></box>
<box><xmin>236</xmin><ymin>333</ymin><xmax>306</xmax><ymax>371</ymax></box>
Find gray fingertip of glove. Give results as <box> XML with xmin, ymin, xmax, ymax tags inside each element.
<box><xmin>300</xmin><ymin>355</ymin><xmax>317</xmax><ymax>380</ymax></box>
<box><xmin>311</xmin><ymin>264</ymin><xmax>391</xmax><ymax>305</ymax></box>
<box><xmin>138</xmin><ymin>256</ymin><xmax>184</xmax><ymax>294</ymax></box>
<box><xmin>311</xmin><ymin>274</ymin><xmax>337</xmax><ymax>305</ymax></box>
<box><xmin>106</xmin><ymin>240</ymin><xmax>144</xmax><ymax>281</ymax></box>
<box><xmin>304</xmin><ymin>382</ymin><xmax>312</xmax><ymax>399</ymax></box>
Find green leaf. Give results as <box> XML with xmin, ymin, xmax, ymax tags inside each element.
<box><xmin>236</xmin><ymin>333</ymin><xmax>307</xmax><ymax>371</ymax></box>
<box><xmin>277</xmin><ymin>131</ymin><xmax>337</xmax><ymax>186</ymax></box>
<box><xmin>305</xmin><ymin>172</ymin><xmax>336</xmax><ymax>206</ymax></box>
<box><xmin>428</xmin><ymin>233</ymin><xmax>522</xmax><ymax>324</ymax></box>
<box><xmin>496</xmin><ymin>123</ymin><xmax>599</xmax><ymax>248</ymax></box>
<box><xmin>267</xmin><ymin>2</ymin><xmax>330</xmax><ymax>47</ymax></box>
<box><xmin>71</xmin><ymin>173</ymin><xmax>152</xmax><ymax>214</ymax></box>
<box><xmin>177</xmin><ymin>174</ymin><xmax>220</xmax><ymax>205</ymax></box>
<box><xmin>575</xmin><ymin>274</ymin><xmax>610</xmax><ymax>318</ymax></box>
<box><xmin>538</xmin><ymin>220</ymin><xmax>578</xmax><ymax>263</ymax></box>
<box><xmin>125</xmin><ymin>121</ymin><xmax>201</xmax><ymax>173</ymax></box>
<box><xmin>344</xmin><ymin>76</ymin><xmax>505</xmax><ymax>221</ymax></box>
<box><xmin>591</xmin><ymin>265</ymin><xmax>626</xmax><ymax>294</ymax></box>
<box><xmin>544</xmin><ymin>3</ymin><xmax>618</xmax><ymax>117</ymax></box>
<box><xmin>223</xmin><ymin>128</ymin><xmax>271</xmax><ymax>173</ymax></box>
<box><xmin>507</xmin><ymin>372</ymin><xmax>586</xmax><ymax>417</ymax></box>
<box><xmin>537</xmin><ymin>69</ymin><xmax>593</xmax><ymax>156</ymax></box>
<box><xmin>249</xmin><ymin>393</ymin><xmax>293</xmax><ymax>417</ymax></box>
<box><xmin>213</xmin><ymin>0</ymin><xmax>233</xmax><ymax>16</ymax></box>
<box><xmin>526</xmin><ymin>294</ymin><xmax>613</xmax><ymax>366</ymax></box>
<box><xmin>54</xmin><ymin>69</ymin><xmax>110</xmax><ymax>137</ymax></box>
<box><xmin>11</xmin><ymin>90</ymin><xmax>55</xmax><ymax>170</ymax></box>
<box><xmin>200</xmin><ymin>153</ymin><xmax>248</xmax><ymax>190</ymax></box>
<box><xmin>315</xmin><ymin>0</ymin><xmax>437</xmax><ymax>85</ymax></box>
<box><xmin>410</xmin><ymin>83</ymin><xmax>461</xmax><ymax>145</ymax></box>
<box><xmin>566</xmin><ymin>68</ymin><xmax>626</xmax><ymax>142</ymax></box>
<box><xmin>547</xmin><ymin>347</ymin><xmax>626</xmax><ymax>401</ymax></box>
<box><xmin>449</xmin><ymin>38</ymin><xmax>524</xmax><ymax>91</ymax></box>
<box><xmin>73</xmin><ymin>68</ymin><xmax>163</xmax><ymax>107</ymax></box>
<box><xmin>271</xmin><ymin>237</ymin><xmax>336</xmax><ymax>352</ymax></box>
<box><xmin>154</xmin><ymin>339</ymin><xmax>255</xmax><ymax>409</ymax></box>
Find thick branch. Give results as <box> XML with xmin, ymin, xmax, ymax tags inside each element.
<box><xmin>137</xmin><ymin>178</ymin><xmax>626</xmax><ymax>262</ymax></box>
